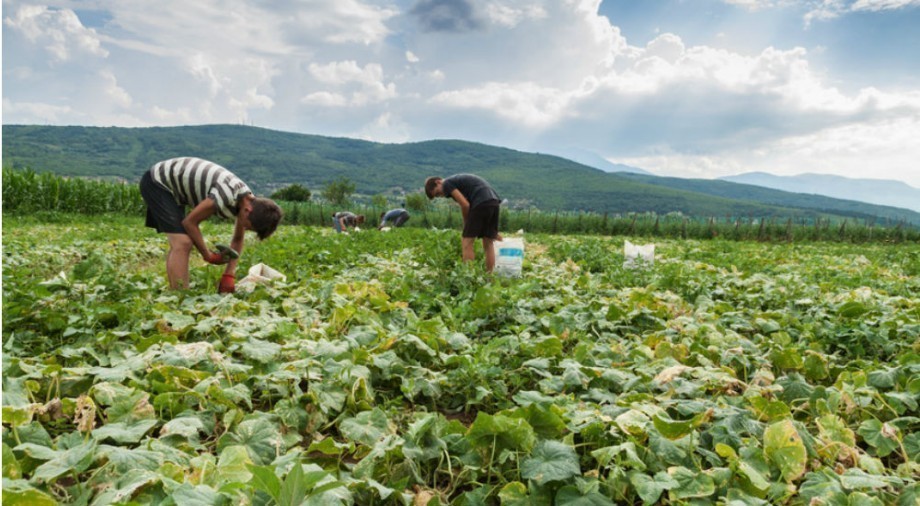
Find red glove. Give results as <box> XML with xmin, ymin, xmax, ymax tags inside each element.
<box><xmin>218</xmin><ymin>273</ymin><xmax>236</xmax><ymax>294</ymax></box>
<box><xmin>204</xmin><ymin>251</ymin><xmax>227</xmax><ymax>265</ymax></box>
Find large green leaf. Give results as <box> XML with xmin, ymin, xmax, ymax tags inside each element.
<box><xmin>508</xmin><ymin>404</ymin><xmax>567</xmax><ymax>440</ymax></box>
<box><xmin>32</xmin><ymin>440</ymin><xmax>97</xmax><ymax>482</ymax></box>
<box><xmin>668</xmin><ymin>466</ymin><xmax>715</xmax><ymax>500</ymax></box>
<box><xmin>160</xmin><ymin>416</ymin><xmax>206</xmax><ymax>439</ymax></box>
<box><xmin>614</xmin><ymin>409</ymin><xmax>650</xmax><ymax>437</ymax></box>
<box><xmin>215</xmin><ymin>445</ymin><xmax>253</xmax><ymax>487</ymax></box>
<box><xmin>89</xmin><ymin>469</ymin><xmax>159</xmax><ymax>506</ymax></box>
<box><xmin>170</xmin><ymin>484</ymin><xmax>225</xmax><ymax>506</ymax></box>
<box><xmin>554</xmin><ymin>484</ymin><xmax>616</xmax><ymax>505</ymax></box>
<box><xmin>1</xmin><ymin>479</ymin><xmax>59</xmax><ymax>506</ymax></box>
<box><xmin>652</xmin><ymin>409</ymin><xmax>712</xmax><ymax>440</ymax></box>
<box><xmin>240</xmin><ymin>338</ymin><xmax>282</xmax><ymax>363</ymax></box>
<box><xmin>338</xmin><ymin>408</ymin><xmax>391</xmax><ymax>446</ymax></box>
<box><xmin>3</xmin><ymin>443</ymin><xmax>22</xmax><ymax>479</ymax></box>
<box><xmin>857</xmin><ymin>419</ymin><xmax>900</xmax><ymax>457</ymax></box>
<box><xmin>591</xmin><ymin>442</ymin><xmax>646</xmax><ymax>471</ymax></box>
<box><xmin>91</xmin><ymin>419</ymin><xmax>158</xmax><ymax>444</ymax></box>
<box><xmin>96</xmin><ymin>445</ymin><xmax>164</xmax><ymax>472</ymax></box>
<box><xmin>497</xmin><ymin>481</ymin><xmax>529</xmax><ymax>505</ymax></box>
<box><xmin>763</xmin><ymin>419</ymin><xmax>807</xmax><ymax>482</ymax></box>
<box><xmin>217</xmin><ymin>418</ymin><xmax>282</xmax><ymax>465</ymax></box>
<box><xmin>520</xmin><ymin>440</ymin><xmax>581</xmax><ymax>485</ymax></box>
<box><xmin>466</xmin><ymin>413</ymin><xmax>536</xmax><ymax>453</ymax></box>
<box><xmin>628</xmin><ymin>471</ymin><xmax>679</xmax><ymax>505</ymax></box>
<box><xmin>247</xmin><ymin>464</ymin><xmax>281</xmax><ymax>502</ymax></box>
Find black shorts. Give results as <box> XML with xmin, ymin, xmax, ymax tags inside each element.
<box><xmin>463</xmin><ymin>201</ymin><xmax>500</xmax><ymax>239</ymax></box>
<box><xmin>140</xmin><ymin>170</ymin><xmax>186</xmax><ymax>234</ymax></box>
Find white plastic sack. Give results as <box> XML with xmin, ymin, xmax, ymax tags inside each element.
<box><xmin>624</xmin><ymin>240</ymin><xmax>655</xmax><ymax>268</ymax></box>
<box><xmin>238</xmin><ymin>263</ymin><xmax>286</xmax><ymax>292</ymax></box>
<box><xmin>493</xmin><ymin>237</ymin><xmax>524</xmax><ymax>277</ymax></box>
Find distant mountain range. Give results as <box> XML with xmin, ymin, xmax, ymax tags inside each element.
<box><xmin>720</xmin><ymin>172</ymin><xmax>920</xmax><ymax>213</ymax></box>
<box><xmin>3</xmin><ymin>124</ymin><xmax>919</xmax><ymax>226</ymax></box>
<box><xmin>544</xmin><ymin>147</ymin><xmax>653</xmax><ymax>175</ymax></box>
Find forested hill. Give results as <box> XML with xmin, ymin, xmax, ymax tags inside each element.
<box><xmin>4</xmin><ymin>123</ymin><xmax>919</xmax><ymax>224</ymax></box>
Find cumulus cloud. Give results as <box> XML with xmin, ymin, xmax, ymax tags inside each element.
<box><xmin>356</xmin><ymin>112</ymin><xmax>412</xmax><ymax>142</ymax></box>
<box><xmin>4</xmin><ymin>0</ymin><xmax>920</xmax><ymax>187</ymax></box>
<box><xmin>804</xmin><ymin>0</ymin><xmax>920</xmax><ymax>24</ymax></box>
<box><xmin>4</xmin><ymin>4</ymin><xmax>108</xmax><ymax>62</ymax></box>
<box><xmin>850</xmin><ymin>0</ymin><xmax>920</xmax><ymax>10</ymax></box>
<box><xmin>410</xmin><ymin>0</ymin><xmax>484</xmax><ymax>32</ymax></box>
<box><xmin>484</xmin><ymin>1</ymin><xmax>547</xmax><ymax>27</ymax></box>
<box><xmin>306</xmin><ymin>61</ymin><xmax>397</xmax><ymax>106</ymax></box>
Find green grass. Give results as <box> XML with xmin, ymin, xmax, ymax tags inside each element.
<box><xmin>2</xmin><ymin>214</ymin><xmax>918</xmax><ymax>504</ymax></box>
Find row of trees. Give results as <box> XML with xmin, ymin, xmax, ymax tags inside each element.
<box><xmin>270</xmin><ymin>178</ymin><xmax>430</xmax><ymax>210</ymax></box>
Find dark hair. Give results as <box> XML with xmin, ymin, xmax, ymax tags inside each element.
<box><xmin>424</xmin><ymin>177</ymin><xmax>442</xmax><ymax>199</ymax></box>
<box><xmin>249</xmin><ymin>198</ymin><xmax>283</xmax><ymax>240</ymax></box>
<box><xmin>357</xmin><ymin>215</ymin><xmax>366</xmax><ymax>224</ymax></box>
<box><xmin>379</xmin><ymin>212</ymin><xmax>385</xmax><ymax>221</ymax></box>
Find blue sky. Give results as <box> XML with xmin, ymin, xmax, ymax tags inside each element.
<box><xmin>4</xmin><ymin>0</ymin><xmax>920</xmax><ymax>186</ymax></box>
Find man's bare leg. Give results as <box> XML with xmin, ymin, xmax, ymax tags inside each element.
<box><xmin>166</xmin><ymin>233</ymin><xmax>193</xmax><ymax>289</ymax></box>
<box><xmin>461</xmin><ymin>237</ymin><xmax>476</xmax><ymax>264</ymax></box>
<box><xmin>482</xmin><ymin>237</ymin><xmax>495</xmax><ymax>273</ymax></box>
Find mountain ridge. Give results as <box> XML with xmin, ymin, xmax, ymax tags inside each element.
<box><xmin>3</xmin><ymin>123</ymin><xmax>919</xmax><ymax>225</ymax></box>
<box><xmin>721</xmin><ymin>172</ymin><xmax>920</xmax><ymax>212</ymax></box>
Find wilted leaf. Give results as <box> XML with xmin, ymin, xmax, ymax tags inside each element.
<box><xmin>763</xmin><ymin>419</ymin><xmax>807</xmax><ymax>482</ymax></box>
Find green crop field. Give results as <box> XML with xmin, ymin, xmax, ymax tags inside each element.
<box><xmin>2</xmin><ymin>215</ymin><xmax>919</xmax><ymax>505</ymax></box>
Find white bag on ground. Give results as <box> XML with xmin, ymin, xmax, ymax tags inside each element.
<box><xmin>238</xmin><ymin>263</ymin><xmax>286</xmax><ymax>291</ymax></box>
<box><xmin>493</xmin><ymin>237</ymin><xmax>524</xmax><ymax>277</ymax></box>
<box><xmin>624</xmin><ymin>240</ymin><xmax>655</xmax><ymax>268</ymax></box>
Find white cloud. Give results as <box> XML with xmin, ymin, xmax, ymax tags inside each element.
<box><xmin>804</xmin><ymin>0</ymin><xmax>920</xmax><ymax>24</ymax></box>
<box><xmin>484</xmin><ymin>1</ymin><xmax>547</xmax><ymax>27</ymax></box>
<box><xmin>100</xmin><ymin>70</ymin><xmax>132</xmax><ymax>108</ymax></box>
<box><xmin>851</xmin><ymin>0</ymin><xmax>920</xmax><ymax>11</ymax></box>
<box><xmin>720</xmin><ymin>0</ymin><xmax>793</xmax><ymax>8</ymax></box>
<box><xmin>3</xmin><ymin>0</ymin><xmax>920</xmax><ymax>188</ymax></box>
<box><xmin>301</xmin><ymin>92</ymin><xmax>349</xmax><ymax>107</ymax></box>
<box><xmin>2</xmin><ymin>97</ymin><xmax>73</xmax><ymax>122</ymax></box>
<box><xmin>615</xmin><ymin>114</ymin><xmax>920</xmax><ymax>187</ymax></box>
<box><xmin>306</xmin><ymin>61</ymin><xmax>397</xmax><ymax>106</ymax></box>
<box><xmin>431</xmin><ymin>81</ymin><xmax>571</xmax><ymax>126</ymax></box>
<box><xmin>4</xmin><ymin>4</ymin><xmax>108</xmax><ymax>62</ymax></box>
<box><xmin>309</xmin><ymin>60</ymin><xmax>382</xmax><ymax>85</ymax></box>
<box><xmin>356</xmin><ymin>112</ymin><xmax>411</xmax><ymax>143</ymax></box>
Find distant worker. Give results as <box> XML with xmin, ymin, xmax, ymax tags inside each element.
<box><xmin>139</xmin><ymin>157</ymin><xmax>283</xmax><ymax>293</ymax></box>
<box><xmin>425</xmin><ymin>174</ymin><xmax>502</xmax><ymax>273</ymax></box>
<box><xmin>379</xmin><ymin>208</ymin><xmax>410</xmax><ymax>229</ymax></box>
<box><xmin>332</xmin><ymin>211</ymin><xmax>365</xmax><ymax>233</ymax></box>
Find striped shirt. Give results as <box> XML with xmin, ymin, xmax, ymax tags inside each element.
<box><xmin>150</xmin><ymin>157</ymin><xmax>252</xmax><ymax>220</ymax></box>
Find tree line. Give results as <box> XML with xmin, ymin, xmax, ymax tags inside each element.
<box><xmin>3</xmin><ymin>168</ymin><xmax>917</xmax><ymax>242</ymax></box>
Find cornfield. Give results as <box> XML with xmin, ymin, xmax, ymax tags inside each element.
<box><xmin>2</xmin><ymin>168</ymin><xmax>145</xmax><ymax>215</ymax></box>
<box><xmin>3</xmin><ymin>168</ymin><xmax>917</xmax><ymax>242</ymax></box>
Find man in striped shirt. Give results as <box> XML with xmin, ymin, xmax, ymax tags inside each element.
<box><xmin>140</xmin><ymin>157</ymin><xmax>283</xmax><ymax>292</ymax></box>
